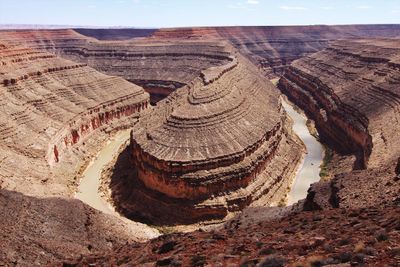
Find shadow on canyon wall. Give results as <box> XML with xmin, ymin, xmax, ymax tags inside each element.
<box><xmin>0</xmin><ymin>188</ymin><xmax>145</xmax><ymax>265</ymax></box>
<box><xmin>108</xmin><ymin>145</ymin><xmax>228</xmax><ymax>226</ymax></box>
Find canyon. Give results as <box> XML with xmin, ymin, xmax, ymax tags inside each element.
<box><xmin>117</xmin><ymin>52</ymin><xmax>303</xmax><ymax>224</ymax></box>
<box><xmin>0</xmin><ymin>25</ymin><xmax>399</xmax><ymax>266</ymax></box>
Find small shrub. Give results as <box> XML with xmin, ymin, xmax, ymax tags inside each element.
<box><xmin>376</xmin><ymin>230</ymin><xmax>389</xmax><ymax>242</ymax></box>
<box><xmin>354</xmin><ymin>241</ymin><xmax>365</xmax><ymax>253</ymax></box>
<box><xmin>190</xmin><ymin>255</ymin><xmax>206</xmax><ymax>267</ymax></box>
<box><xmin>257</xmin><ymin>255</ymin><xmax>286</xmax><ymax>267</ymax></box>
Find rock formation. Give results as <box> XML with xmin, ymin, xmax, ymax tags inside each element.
<box><xmin>152</xmin><ymin>25</ymin><xmax>400</xmax><ymax>78</ymax></box>
<box><xmin>73</xmin><ymin>28</ymin><xmax>157</xmax><ymax>40</ymax></box>
<box><xmin>1</xmin><ymin>26</ymin><xmax>400</xmax><ymax>265</ymax></box>
<box><xmin>109</xmin><ymin>50</ymin><xmax>304</xmax><ymax>224</ymax></box>
<box><xmin>2</xmin><ymin>25</ymin><xmax>400</xmax><ymax>104</ymax></box>
<box><xmin>0</xmin><ymin>30</ymin><xmax>233</xmax><ymax>103</ymax></box>
<box><xmin>0</xmin><ymin>42</ymin><xmax>158</xmax><ymax>264</ymax></box>
<box><xmin>0</xmin><ymin>41</ymin><xmax>149</xmax><ymax>195</ymax></box>
<box><xmin>279</xmin><ymin>39</ymin><xmax>400</xmax><ymax>169</ymax></box>
<box><xmin>64</xmin><ymin>36</ymin><xmax>400</xmax><ymax>267</ymax></box>
<box><xmin>279</xmin><ymin>39</ymin><xmax>400</xmax><ymax>214</ymax></box>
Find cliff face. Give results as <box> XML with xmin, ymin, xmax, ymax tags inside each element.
<box><xmin>153</xmin><ymin>25</ymin><xmax>400</xmax><ymax>78</ymax></box>
<box><xmin>0</xmin><ymin>42</ymin><xmax>158</xmax><ymax>264</ymax></box>
<box><xmin>279</xmin><ymin>39</ymin><xmax>400</xmax><ymax>169</ymax></box>
<box><xmin>3</xmin><ymin>25</ymin><xmax>400</xmax><ymax>103</ymax></box>
<box><xmin>279</xmin><ymin>39</ymin><xmax>400</xmax><ymax>213</ymax></box>
<box><xmin>0</xmin><ymin>42</ymin><xmax>149</xmax><ymax>196</ymax></box>
<box><xmin>0</xmin><ymin>30</ymin><xmax>233</xmax><ymax>103</ymax></box>
<box><xmin>73</xmin><ymin>28</ymin><xmax>157</xmax><ymax>40</ymax></box>
<box><xmin>111</xmin><ymin>51</ymin><xmax>304</xmax><ymax>224</ymax></box>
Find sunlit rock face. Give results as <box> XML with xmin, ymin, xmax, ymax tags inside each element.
<box><xmin>122</xmin><ymin>52</ymin><xmax>303</xmax><ymax>224</ymax></box>
<box><xmin>279</xmin><ymin>39</ymin><xmax>400</xmax><ymax>169</ymax></box>
<box><xmin>0</xmin><ymin>42</ymin><xmax>149</xmax><ymax>196</ymax></box>
<box><xmin>152</xmin><ymin>25</ymin><xmax>400</xmax><ymax>78</ymax></box>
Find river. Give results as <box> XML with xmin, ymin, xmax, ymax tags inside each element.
<box><xmin>75</xmin><ymin>130</ymin><xmax>131</xmax><ymax>215</ymax></box>
<box><xmin>281</xmin><ymin>98</ymin><xmax>324</xmax><ymax>205</ymax></box>
<box><xmin>76</xmin><ymin>99</ymin><xmax>323</xmax><ymax>214</ymax></box>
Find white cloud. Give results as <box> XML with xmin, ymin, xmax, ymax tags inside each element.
<box><xmin>321</xmin><ymin>6</ymin><xmax>334</xmax><ymax>10</ymax></box>
<box><xmin>279</xmin><ymin>5</ymin><xmax>307</xmax><ymax>11</ymax></box>
<box><xmin>247</xmin><ymin>0</ymin><xmax>259</xmax><ymax>4</ymax></box>
<box><xmin>229</xmin><ymin>3</ymin><xmax>246</xmax><ymax>9</ymax></box>
<box><xmin>355</xmin><ymin>5</ymin><xmax>372</xmax><ymax>9</ymax></box>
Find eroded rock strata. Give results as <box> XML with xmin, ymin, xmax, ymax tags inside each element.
<box><xmin>0</xmin><ymin>30</ymin><xmax>233</xmax><ymax>102</ymax></box>
<box><xmin>2</xmin><ymin>25</ymin><xmax>400</xmax><ymax>97</ymax></box>
<box><xmin>279</xmin><ymin>39</ymin><xmax>400</xmax><ymax>169</ymax></box>
<box><xmin>152</xmin><ymin>25</ymin><xmax>400</xmax><ymax>78</ymax></box>
<box><xmin>112</xmin><ymin>52</ymin><xmax>304</xmax><ymax>224</ymax></box>
<box><xmin>279</xmin><ymin>39</ymin><xmax>400</xmax><ymax>212</ymax></box>
<box><xmin>0</xmin><ymin>42</ymin><xmax>150</xmax><ymax>195</ymax></box>
<box><xmin>0</xmin><ymin>42</ymin><xmax>157</xmax><ymax>264</ymax></box>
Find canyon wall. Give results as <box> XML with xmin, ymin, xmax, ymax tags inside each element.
<box><xmin>152</xmin><ymin>25</ymin><xmax>400</xmax><ymax>78</ymax></box>
<box><xmin>279</xmin><ymin>39</ymin><xmax>400</xmax><ymax>169</ymax></box>
<box><xmin>0</xmin><ymin>41</ymin><xmax>159</xmax><ymax>264</ymax></box>
<box><xmin>0</xmin><ymin>30</ymin><xmax>233</xmax><ymax>103</ymax></box>
<box><xmin>73</xmin><ymin>28</ymin><xmax>157</xmax><ymax>40</ymax></box>
<box><xmin>113</xmin><ymin>51</ymin><xmax>304</xmax><ymax>224</ymax></box>
<box><xmin>2</xmin><ymin>25</ymin><xmax>400</xmax><ymax>103</ymax></box>
<box><xmin>0</xmin><ymin>41</ymin><xmax>149</xmax><ymax>195</ymax></box>
<box><xmin>278</xmin><ymin>39</ymin><xmax>400</xmax><ymax>211</ymax></box>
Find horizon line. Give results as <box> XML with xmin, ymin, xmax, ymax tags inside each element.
<box><xmin>1</xmin><ymin>23</ymin><xmax>400</xmax><ymax>30</ymax></box>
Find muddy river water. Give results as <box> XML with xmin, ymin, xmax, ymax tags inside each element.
<box><xmin>281</xmin><ymin>98</ymin><xmax>324</xmax><ymax>205</ymax></box>
<box><xmin>76</xmin><ymin>99</ymin><xmax>323</xmax><ymax>215</ymax></box>
<box><xmin>75</xmin><ymin>130</ymin><xmax>131</xmax><ymax>215</ymax></box>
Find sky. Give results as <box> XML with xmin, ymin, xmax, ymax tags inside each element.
<box><xmin>0</xmin><ymin>0</ymin><xmax>400</xmax><ymax>28</ymax></box>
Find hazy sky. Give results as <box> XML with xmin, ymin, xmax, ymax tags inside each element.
<box><xmin>1</xmin><ymin>0</ymin><xmax>400</xmax><ymax>28</ymax></box>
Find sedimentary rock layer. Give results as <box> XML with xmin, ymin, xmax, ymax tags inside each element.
<box><xmin>73</xmin><ymin>28</ymin><xmax>157</xmax><ymax>40</ymax></box>
<box><xmin>152</xmin><ymin>25</ymin><xmax>400</xmax><ymax>78</ymax></box>
<box><xmin>0</xmin><ymin>42</ymin><xmax>157</xmax><ymax>264</ymax></box>
<box><xmin>0</xmin><ymin>30</ymin><xmax>232</xmax><ymax>102</ymax></box>
<box><xmin>279</xmin><ymin>39</ymin><xmax>400</xmax><ymax>169</ymax></box>
<box><xmin>0</xmin><ymin>41</ymin><xmax>149</xmax><ymax>196</ymax></box>
<box><xmin>121</xmin><ymin>52</ymin><xmax>303</xmax><ymax>224</ymax></box>
<box><xmin>2</xmin><ymin>25</ymin><xmax>400</xmax><ymax>100</ymax></box>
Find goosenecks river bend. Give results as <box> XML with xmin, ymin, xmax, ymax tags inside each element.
<box><xmin>75</xmin><ymin>98</ymin><xmax>325</xmax><ymax>216</ymax></box>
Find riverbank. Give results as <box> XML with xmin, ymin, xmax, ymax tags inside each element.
<box><xmin>281</xmin><ymin>98</ymin><xmax>325</xmax><ymax>205</ymax></box>
<box><xmin>75</xmin><ymin>129</ymin><xmax>159</xmax><ymax>238</ymax></box>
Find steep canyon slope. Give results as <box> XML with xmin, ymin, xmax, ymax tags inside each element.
<box><xmin>1</xmin><ymin>26</ymin><xmax>400</xmax><ymax>266</ymax></box>
<box><xmin>0</xmin><ymin>42</ymin><xmax>158</xmax><ymax>265</ymax></box>
<box><xmin>279</xmin><ymin>39</ymin><xmax>400</xmax><ymax>211</ymax></box>
<box><xmin>65</xmin><ymin>35</ymin><xmax>400</xmax><ymax>265</ymax></box>
<box><xmin>112</xmin><ymin>52</ymin><xmax>303</xmax><ymax>224</ymax></box>
<box><xmin>153</xmin><ymin>25</ymin><xmax>400</xmax><ymax>77</ymax></box>
<box><xmin>2</xmin><ymin>24</ymin><xmax>400</xmax><ymax>95</ymax></box>
<box><xmin>0</xmin><ymin>29</ymin><xmax>233</xmax><ymax>103</ymax></box>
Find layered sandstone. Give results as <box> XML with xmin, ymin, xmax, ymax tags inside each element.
<box><xmin>0</xmin><ymin>42</ymin><xmax>149</xmax><ymax>196</ymax></box>
<box><xmin>279</xmin><ymin>39</ymin><xmax>400</xmax><ymax>169</ymax></box>
<box><xmin>0</xmin><ymin>42</ymin><xmax>157</xmax><ymax>264</ymax></box>
<box><xmin>0</xmin><ymin>30</ymin><xmax>233</xmax><ymax>103</ymax></box>
<box><xmin>2</xmin><ymin>25</ymin><xmax>400</xmax><ymax>103</ymax></box>
<box><xmin>153</xmin><ymin>25</ymin><xmax>400</xmax><ymax>78</ymax></box>
<box><xmin>111</xmin><ymin>51</ymin><xmax>304</xmax><ymax>224</ymax></box>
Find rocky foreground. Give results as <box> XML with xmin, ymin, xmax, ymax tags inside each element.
<box><xmin>66</xmin><ymin>203</ymin><xmax>400</xmax><ymax>266</ymax></box>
